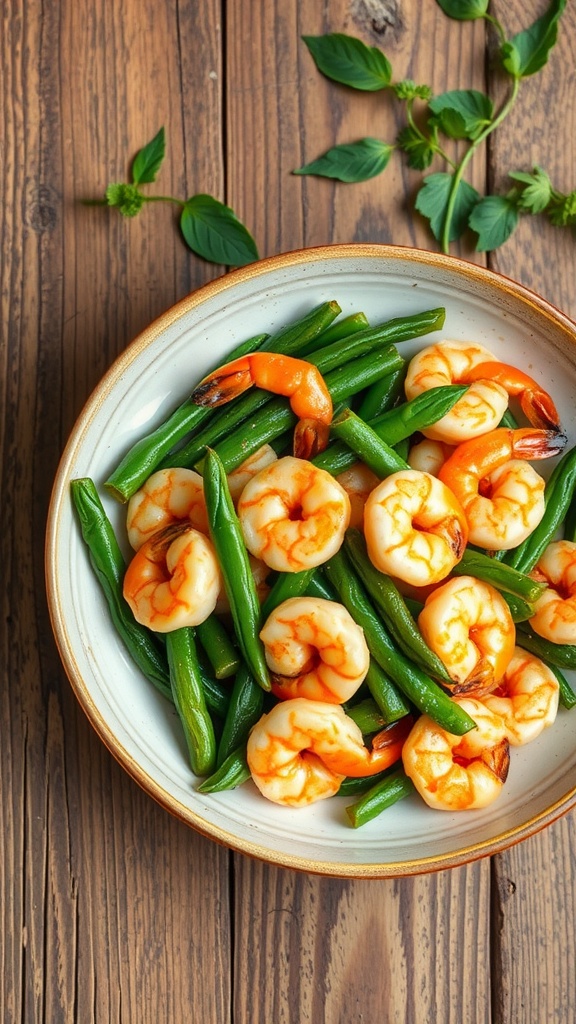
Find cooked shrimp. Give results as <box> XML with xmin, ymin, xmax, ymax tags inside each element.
<box><xmin>237</xmin><ymin>456</ymin><xmax>351</xmax><ymax>572</ymax></box>
<box><xmin>482</xmin><ymin>647</ymin><xmax>559</xmax><ymax>745</ymax></box>
<box><xmin>417</xmin><ymin>576</ymin><xmax>516</xmax><ymax>694</ymax></box>
<box><xmin>363</xmin><ymin>469</ymin><xmax>468</xmax><ymax>586</ymax></box>
<box><xmin>529</xmin><ymin>539</ymin><xmax>576</xmax><ymax>644</ymax></box>
<box><xmin>438</xmin><ymin>428</ymin><xmax>565</xmax><ymax>550</ymax></box>
<box><xmin>126</xmin><ymin>468</ymin><xmax>208</xmax><ymax>550</ymax></box>
<box><xmin>462</xmin><ymin>360</ymin><xmax>561</xmax><ymax>432</ymax></box>
<box><xmin>407</xmin><ymin>438</ymin><xmax>454</xmax><ymax>476</ymax></box>
<box><xmin>226</xmin><ymin>443</ymin><xmax>278</xmax><ymax>504</ymax></box>
<box><xmin>190</xmin><ymin>352</ymin><xmax>333</xmax><ymax>458</ymax></box>
<box><xmin>402</xmin><ymin>697</ymin><xmax>510</xmax><ymax>811</ymax></box>
<box><xmin>247</xmin><ymin>698</ymin><xmax>411</xmax><ymax>806</ymax></box>
<box><xmin>404</xmin><ymin>341</ymin><xmax>509</xmax><ymax>443</ymax></box>
<box><xmin>123</xmin><ymin>522</ymin><xmax>222</xmax><ymax>632</ymax></box>
<box><xmin>260</xmin><ymin>596</ymin><xmax>370</xmax><ymax>704</ymax></box>
<box><xmin>335</xmin><ymin>461</ymin><xmax>380</xmax><ymax>530</ymax></box>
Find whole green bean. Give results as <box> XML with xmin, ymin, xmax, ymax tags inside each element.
<box><xmin>165</xmin><ymin>628</ymin><xmax>217</xmax><ymax>777</ymax></box>
<box><xmin>343</xmin><ymin>697</ymin><xmax>388</xmax><ymax>735</ymax></box>
<box><xmin>454</xmin><ymin>548</ymin><xmax>546</xmax><ymax>603</ymax></box>
<box><xmin>70</xmin><ymin>478</ymin><xmax>171</xmax><ymax>698</ymax></box>
<box><xmin>345</xmin><ymin>769</ymin><xmax>415</xmax><ymax>828</ymax></box>
<box><xmin>196</xmin><ymin>614</ymin><xmax>241</xmax><ymax>679</ymax></box>
<box><xmin>503</xmin><ymin>444</ymin><xmax>576</xmax><ymax>573</ymax></box>
<box><xmin>202</xmin><ymin>448</ymin><xmax>270</xmax><ymax>690</ymax></box>
<box><xmin>323</xmin><ymin>550</ymin><xmax>475</xmax><ymax>735</ymax></box>
<box><xmin>197</xmin><ymin>744</ymin><xmax>251</xmax><ymax>793</ymax></box>
<box><xmin>216</xmin><ymin>664</ymin><xmax>264</xmax><ymax>768</ymax></box>
<box><xmin>344</xmin><ymin>529</ymin><xmax>452</xmax><ymax>682</ymax></box>
<box><xmin>313</xmin><ymin>385</ymin><xmax>467</xmax><ymax>476</ymax></box>
<box><xmin>307</xmin><ymin>310</ymin><xmax>370</xmax><ymax>348</ymax></box>
<box><xmin>503</xmin><ymin>593</ymin><xmax>535</xmax><ymax>623</ymax></box>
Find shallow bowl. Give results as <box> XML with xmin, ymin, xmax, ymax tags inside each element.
<box><xmin>46</xmin><ymin>244</ymin><xmax>576</xmax><ymax>877</ymax></box>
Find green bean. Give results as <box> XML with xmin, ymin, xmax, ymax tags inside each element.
<box><xmin>503</xmin><ymin>593</ymin><xmax>535</xmax><ymax>623</ymax></box>
<box><xmin>260</xmin><ymin>568</ymin><xmax>315</xmax><ymax>620</ymax></box>
<box><xmin>344</xmin><ymin>697</ymin><xmax>388</xmax><ymax>735</ymax></box>
<box><xmin>195</xmin><ymin>614</ymin><xmax>241</xmax><ymax>679</ymax></box>
<box><xmin>344</xmin><ymin>529</ymin><xmax>452</xmax><ymax>682</ymax></box>
<box><xmin>338</xmin><ymin>770</ymin><xmax>392</xmax><ymax>797</ymax></box>
<box><xmin>197</xmin><ymin>744</ymin><xmax>251</xmax><ymax>793</ymax></box>
<box><xmin>304</xmin><ymin>310</ymin><xmax>370</xmax><ymax>348</ymax></box>
<box><xmin>104</xmin><ymin>333</ymin><xmax>269</xmax><ymax>502</ymax></box>
<box><xmin>356</xmin><ymin>364</ymin><xmax>407</xmax><ymax>422</ymax></box>
<box><xmin>313</xmin><ymin>385</ymin><xmax>467</xmax><ymax>476</ymax></box>
<box><xmin>216</xmin><ymin>664</ymin><xmax>265</xmax><ymax>768</ymax></box>
<box><xmin>454</xmin><ymin>548</ymin><xmax>546</xmax><ymax>603</ymax></box>
<box><xmin>70</xmin><ymin>478</ymin><xmax>171</xmax><ymax>699</ymax></box>
<box><xmin>198</xmin><ymin>667</ymin><xmax>231</xmax><ymax>718</ymax></box>
<box><xmin>516</xmin><ymin>623</ymin><xmax>576</xmax><ymax>671</ymax></box>
<box><xmin>503</xmin><ymin>444</ymin><xmax>576</xmax><ymax>573</ymax></box>
<box><xmin>207</xmin><ymin>345</ymin><xmax>404</xmax><ymax>474</ymax></box>
<box><xmin>165</xmin><ymin>628</ymin><xmax>217</xmax><ymax>776</ymax></box>
<box><xmin>323</xmin><ymin>550</ymin><xmax>475</xmax><ymax>734</ymax></box>
<box><xmin>548</xmin><ymin>664</ymin><xmax>576</xmax><ymax>710</ymax></box>
<box><xmin>330</xmin><ymin>408</ymin><xmax>408</xmax><ymax>477</ymax></box>
<box><xmin>202</xmin><ymin>448</ymin><xmax>270</xmax><ymax>690</ymax></box>
<box><xmin>345</xmin><ymin>769</ymin><xmax>415</xmax><ymax>828</ymax></box>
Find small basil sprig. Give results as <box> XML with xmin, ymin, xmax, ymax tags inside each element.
<box><xmin>295</xmin><ymin>0</ymin><xmax>574</xmax><ymax>254</ymax></box>
<box><xmin>87</xmin><ymin>128</ymin><xmax>259</xmax><ymax>267</ymax></box>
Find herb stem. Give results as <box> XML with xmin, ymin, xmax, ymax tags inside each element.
<box><xmin>440</xmin><ymin>75</ymin><xmax>520</xmax><ymax>253</ymax></box>
<box><xmin>406</xmin><ymin>99</ymin><xmax>456</xmax><ymax>170</ymax></box>
<box><xmin>142</xmin><ymin>195</ymin><xmax>185</xmax><ymax>206</ymax></box>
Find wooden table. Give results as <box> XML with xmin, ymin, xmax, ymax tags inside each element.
<box><xmin>3</xmin><ymin>1</ymin><xmax>575</xmax><ymax>1020</ymax></box>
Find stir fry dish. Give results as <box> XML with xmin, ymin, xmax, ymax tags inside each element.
<box><xmin>70</xmin><ymin>299</ymin><xmax>576</xmax><ymax>828</ymax></box>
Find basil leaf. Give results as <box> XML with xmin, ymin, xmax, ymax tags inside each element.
<box><xmin>435</xmin><ymin>0</ymin><xmax>489</xmax><ymax>19</ymax></box>
<box><xmin>396</xmin><ymin>126</ymin><xmax>436</xmax><ymax>170</ymax></box>
<box><xmin>294</xmin><ymin>138</ymin><xmax>393</xmax><ymax>182</ymax></box>
<box><xmin>302</xmin><ymin>33</ymin><xmax>391</xmax><ymax>91</ymax></box>
<box><xmin>429</xmin><ymin>89</ymin><xmax>493</xmax><ymax>140</ymax></box>
<box><xmin>501</xmin><ymin>0</ymin><xmax>566</xmax><ymax>78</ymax></box>
<box><xmin>180</xmin><ymin>195</ymin><xmax>259</xmax><ymax>266</ymax></box>
<box><xmin>469</xmin><ymin>195</ymin><xmax>519</xmax><ymax>251</ymax></box>
<box><xmin>131</xmin><ymin>128</ymin><xmax>166</xmax><ymax>185</ymax></box>
<box><xmin>415</xmin><ymin>172</ymin><xmax>480</xmax><ymax>242</ymax></box>
<box><xmin>508</xmin><ymin>166</ymin><xmax>552</xmax><ymax>214</ymax></box>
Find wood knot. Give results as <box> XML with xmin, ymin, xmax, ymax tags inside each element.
<box><xmin>350</xmin><ymin>0</ymin><xmax>404</xmax><ymax>38</ymax></box>
<box><xmin>25</xmin><ymin>183</ymin><xmax>59</xmax><ymax>233</ymax></box>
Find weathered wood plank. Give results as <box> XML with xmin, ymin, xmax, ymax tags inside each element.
<box><xmin>233</xmin><ymin>857</ymin><xmax>491</xmax><ymax>1023</ymax></box>
<box><xmin>1</xmin><ymin>0</ymin><xmax>232</xmax><ymax>1020</ymax></box>
<box><xmin>488</xmin><ymin>3</ymin><xmax>576</xmax><ymax>1020</ymax></box>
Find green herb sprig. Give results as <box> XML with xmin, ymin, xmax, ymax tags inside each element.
<box><xmin>294</xmin><ymin>0</ymin><xmax>574</xmax><ymax>254</ymax></box>
<box><xmin>86</xmin><ymin>128</ymin><xmax>259</xmax><ymax>267</ymax></box>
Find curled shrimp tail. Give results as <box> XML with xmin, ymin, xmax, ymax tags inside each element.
<box><xmin>294</xmin><ymin>417</ymin><xmax>331</xmax><ymax>458</ymax></box>
<box><xmin>463</xmin><ymin>361</ymin><xmax>563</xmax><ymax>433</ymax></box>
<box><xmin>190</xmin><ymin>357</ymin><xmax>253</xmax><ymax>407</ymax></box>
<box><xmin>449</xmin><ymin>656</ymin><xmax>495</xmax><ymax>697</ymax></box>
<box><xmin>480</xmin><ymin>737</ymin><xmax>510</xmax><ymax>785</ymax></box>
<box><xmin>436</xmin><ymin>517</ymin><xmax>467</xmax><ymax>562</ymax></box>
<box><xmin>508</xmin><ymin>427</ymin><xmax>567</xmax><ymax>460</ymax></box>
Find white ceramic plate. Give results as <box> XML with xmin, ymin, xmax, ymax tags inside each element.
<box><xmin>46</xmin><ymin>244</ymin><xmax>576</xmax><ymax>877</ymax></box>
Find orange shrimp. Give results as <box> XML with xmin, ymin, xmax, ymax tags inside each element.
<box><xmin>247</xmin><ymin>699</ymin><xmax>411</xmax><ymax>805</ymax></box>
<box><xmin>123</xmin><ymin>522</ymin><xmax>222</xmax><ymax>632</ymax></box>
<box><xmin>438</xmin><ymin>427</ymin><xmax>566</xmax><ymax>550</ymax></box>
<box><xmin>462</xmin><ymin>361</ymin><xmax>561</xmax><ymax>433</ymax></box>
<box><xmin>190</xmin><ymin>352</ymin><xmax>333</xmax><ymax>458</ymax></box>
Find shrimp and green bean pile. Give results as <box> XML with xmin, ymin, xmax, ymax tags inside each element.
<box><xmin>71</xmin><ymin>299</ymin><xmax>576</xmax><ymax>827</ymax></box>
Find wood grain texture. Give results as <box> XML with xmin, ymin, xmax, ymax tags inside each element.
<box><xmin>487</xmin><ymin>3</ymin><xmax>576</xmax><ymax>1021</ymax></box>
<box><xmin>2</xmin><ymin>0</ymin><xmax>575</xmax><ymax>1021</ymax></box>
<box><xmin>2</xmin><ymin>1</ymin><xmax>231</xmax><ymax>1021</ymax></box>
